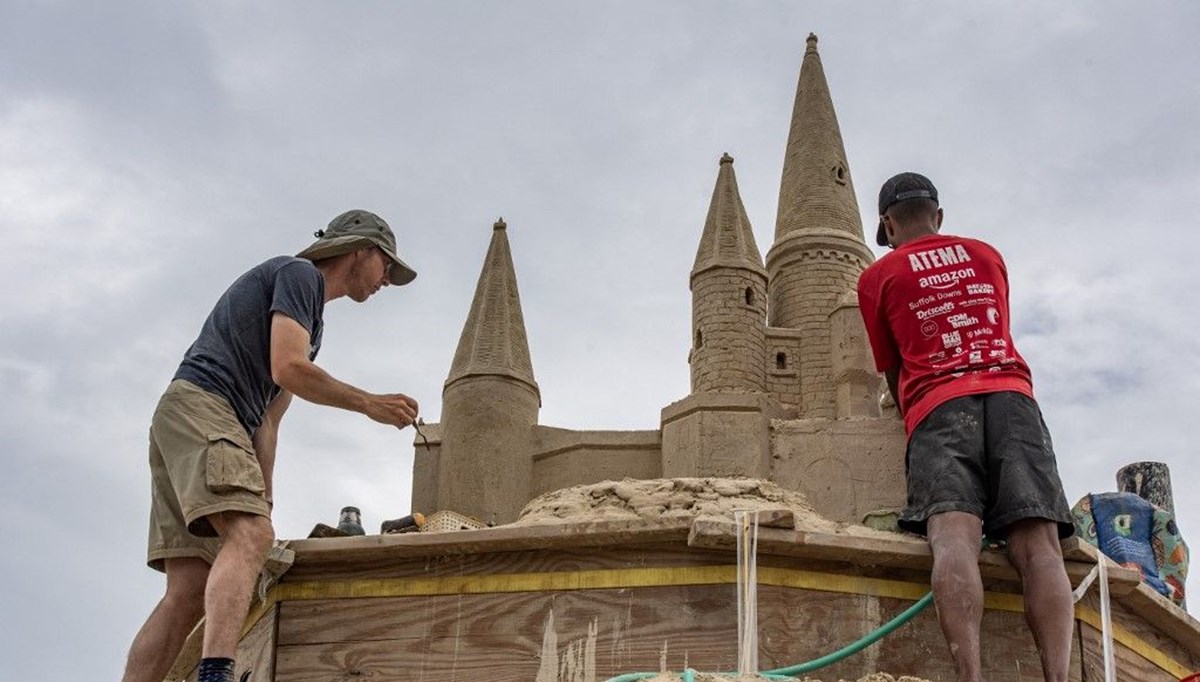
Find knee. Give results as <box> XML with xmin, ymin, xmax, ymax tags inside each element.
<box><xmin>222</xmin><ymin>515</ymin><xmax>275</xmax><ymax>558</ymax></box>
<box><xmin>1006</xmin><ymin>520</ymin><xmax>1063</xmax><ymax>573</ymax></box>
<box><xmin>162</xmin><ymin>559</ymin><xmax>209</xmax><ymax>618</ymax></box>
<box><xmin>930</xmin><ymin>534</ymin><xmax>981</xmax><ymax>564</ymax></box>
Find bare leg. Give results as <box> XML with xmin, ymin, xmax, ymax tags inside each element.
<box><xmin>1007</xmin><ymin>518</ymin><xmax>1073</xmax><ymax>682</ymax></box>
<box><xmin>204</xmin><ymin>511</ymin><xmax>274</xmax><ymax>658</ymax></box>
<box><xmin>123</xmin><ymin>557</ymin><xmax>209</xmax><ymax>682</ymax></box>
<box><xmin>928</xmin><ymin>511</ymin><xmax>984</xmax><ymax>682</ymax></box>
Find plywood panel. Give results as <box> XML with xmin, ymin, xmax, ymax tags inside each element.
<box><xmin>1079</xmin><ymin>621</ymin><xmax>1177</xmax><ymax>682</ymax></box>
<box><xmin>238</xmin><ymin>606</ymin><xmax>277</xmax><ymax>681</ymax></box>
<box><xmin>757</xmin><ymin>586</ymin><xmax>1080</xmax><ymax>682</ymax></box>
<box><xmin>273</xmin><ymin>580</ymin><xmax>1093</xmax><ymax>682</ymax></box>
<box><xmin>275</xmin><ymin>585</ymin><xmax>739</xmax><ymax>681</ymax></box>
<box><xmin>1076</xmin><ymin>591</ymin><xmax>1200</xmax><ymax>679</ymax></box>
<box><xmin>181</xmin><ymin>607</ymin><xmax>276</xmax><ymax>682</ymax></box>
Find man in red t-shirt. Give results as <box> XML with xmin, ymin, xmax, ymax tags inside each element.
<box><xmin>857</xmin><ymin>173</ymin><xmax>1074</xmax><ymax>682</ymax></box>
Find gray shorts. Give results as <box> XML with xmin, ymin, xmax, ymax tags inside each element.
<box><xmin>898</xmin><ymin>391</ymin><xmax>1074</xmax><ymax>540</ymax></box>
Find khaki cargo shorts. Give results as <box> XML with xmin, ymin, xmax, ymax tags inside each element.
<box><xmin>146</xmin><ymin>379</ymin><xmax>271</xmax><ymax>572</ymax></box>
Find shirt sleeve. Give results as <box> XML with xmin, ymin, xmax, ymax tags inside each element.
<box><xmin>857</xmin><ymin>269</ymin><xmax>901</xmax><ymax>373</ymax></box>
<box><xmin>270</xmin><ymin>261</ymin><xmax>323</xmax><ymax>338</ymax></box>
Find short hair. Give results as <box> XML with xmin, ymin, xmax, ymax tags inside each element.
<box><xmin>885</xmin><ymin>197</ymin><xmax>939</xmax><ymax>227</ymax></box>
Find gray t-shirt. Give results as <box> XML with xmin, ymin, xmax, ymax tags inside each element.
<box><xmin>174</xmin><ymin>256</ymin><xmax>324</xmax><ymax>436</ymax></box>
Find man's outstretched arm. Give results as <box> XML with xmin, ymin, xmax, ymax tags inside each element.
<box><xmin>269</xmin><ymin>312</ymin><xmax>418</xmax><ymax>428</ymax></box>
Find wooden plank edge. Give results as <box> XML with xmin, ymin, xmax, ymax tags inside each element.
<box><xmin>287</xmin><ymin>517</ymin><xmax>694</xmax><ymax>566</ymax></box>
<box><xmin>687</xmin><ymin>518</ymin><xmax>1142</xmax><ymax>589</ymax></box>
<box><xmin>1117</xmin><ymin>581</ymin><xmax>1200</xmax><ymax>655</ymax></box>
<box><xmin>163</xmin><ymin>619</ymin><xmax>203</xmax><ymax>682</ymax></box>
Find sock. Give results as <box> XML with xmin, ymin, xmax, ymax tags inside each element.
<box><xmin>198</xmin><ymin>657</ymin><xmax>235</xmax><ymax>682</ymax></box>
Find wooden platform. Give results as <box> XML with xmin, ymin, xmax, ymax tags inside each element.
<box><xmin>166</xmin><ymin>517</ymin><xmax>1200</xmax><ymax>681</ymax></box>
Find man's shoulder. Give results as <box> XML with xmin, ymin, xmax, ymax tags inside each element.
<box><xmin>252</xmin><ymin>256</ymin><xmax>321</xmax><ymax>282</ymax></box>
<box><xmin>941</xmin><ymin>233</ymin><xmax>1000</xmax><ymax>254</ymax></box>
<box><xmin>261</xmin><ymin>255</ymin><xmax>317</xmax><ymax>271</ymax></box>
<box><xmin>860</xmin><ymin>249</ymin><xmax>907</xmax><ymax>279</ymax></box>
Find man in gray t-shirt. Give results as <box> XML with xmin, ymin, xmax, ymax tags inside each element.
<box><xmin>123</xmin><ymin>210</ymin><xmax>419</xmax><ymax>682</ymax></box>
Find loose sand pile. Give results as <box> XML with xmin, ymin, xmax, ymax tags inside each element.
<box><xmin>515</xmin><ymin>477</ymin><xmax>899</xmax><ymax>540</ymax></box>
<box><xmin>643</xmin><ymin>674</ymin><xmax>930</xmax><ymax>682</ymax></box>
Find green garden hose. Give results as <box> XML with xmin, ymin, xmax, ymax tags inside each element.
<box><xmin>602</xmin><ymin>590</ymin><xmax>935</xmax><ymax>681</ymax></box>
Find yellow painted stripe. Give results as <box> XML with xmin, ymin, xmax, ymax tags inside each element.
<box><xmin>242</xmin><ymin>564</ymin><xmax>1188</xmax><ymax>677</ymax></box>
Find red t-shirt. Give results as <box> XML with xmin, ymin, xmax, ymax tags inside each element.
<box><xmin>857</xmin><ymin>233</ymin><xmax>1033</xmax><ymax>435</ymax></box>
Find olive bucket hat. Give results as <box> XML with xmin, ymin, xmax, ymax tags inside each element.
<box><xmin>297</xmin><ymin>209</ymin><xmax>416</xmax><ymax>285</ymax></box>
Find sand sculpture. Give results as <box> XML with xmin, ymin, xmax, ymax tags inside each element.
<box><xmin>414</xmin><ymin>33</ymin><xmax>906</xmax><ymax>530</ymax></box>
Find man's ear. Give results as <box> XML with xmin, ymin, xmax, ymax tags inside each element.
<box><xmin>883</xmin><ymin>214</ymin><xmax>897</xmax><ymax>247</ymax></box>
<box><xmin>934</xmin><ymin>207</ymin><xmax>945</xmax><ymax>232</ymax></box>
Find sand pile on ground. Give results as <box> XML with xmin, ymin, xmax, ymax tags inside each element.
<box><xmin>643</xmin><ymin>674</ymin><xmax>930</xmax><ymax>682</ymax></box>
<box><xmin>514</xmin><ymin>477</ymin><xmax>898</xmax><ymax>539</ymax></box>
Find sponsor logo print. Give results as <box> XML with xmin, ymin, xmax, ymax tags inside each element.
<box><xmin>916</xmin><ymin>302</ymin><xmax>955</xmax><ymax>320</ymax></box>
<box><xmin>986</xmin><ymin>307</ymin><xmax>1000</xmax><ymax>324</ymax></box>
<box><xmin>920</xmin><ymin>268</ymin><xmax>976</xmax><ymax>290</ymax></box>
<box><xmin>966</xmin><ymin>283</ymin><xmax>995</xmax><ymax>295</ymax></box>
<box><xmin>920</xmin><ymin>320</ymin><xmax>938</xmax><ymax>338</ymax></box>
<box><xmin>961</xmin><ymin>297</ymin><xmax>996</xmax><ymax>308</ymax></box>
<box><xmin>947</xmin><ymin>313</ymin><xmax>979</xmax><ymax>329</ymax></box>
<box><xmin>909</xmin><ymin>295</ymin><xmax>936</xmax><ymax>310</ymax></box>
<box><xmin>942</xmin><ymin>331</ymin><xmax>962</xmax><ymax>348</ymax></box>
<box><xmin>908</xmin><ymin>244</ymin><xmax>973</xmax><ymax>272</ymax></box>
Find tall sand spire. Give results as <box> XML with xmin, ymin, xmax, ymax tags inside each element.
<box><xmin>446</xmin><ymin>218</ymin><xmax>538</xmax><ymax>395</ymax></box>
<box><xmin>773</xmin><ymin>33</ymin><xmax>864</xmax><ymax>244</ymax></box>
<box><xmin>436</xmin><ymin>218</ymin><xmax>540</xmax><ymax>524</ymax></box>
<box><xmin>765</xmin><ymin>34</ymin><xmax>875</xmax><ymax>417</ymax></box>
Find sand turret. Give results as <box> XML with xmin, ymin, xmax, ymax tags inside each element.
<box><xmin>765</xmin><ymin>33</ymin><xmax>875</xmax><ymax>417</ymax></box>
<box><xmin>431</xmin><ymin>218</ymin><xmax>540</xmax><ymax>523</ymax></box>
<box><xmin>690</xmin><ymin>153</ymin><xmax>768</xmax><ymax>394</ymax></box>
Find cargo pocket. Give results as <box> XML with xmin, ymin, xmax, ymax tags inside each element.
<box><xmin>205</xmin><ymin>434</ymin><xmax>266</xmax><ymax>495</ymax></box>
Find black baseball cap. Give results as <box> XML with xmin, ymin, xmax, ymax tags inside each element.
<box><xmin>876</xmin><ymin>172</ymin><xmax>938</xmax><ymax>247</ymax></box>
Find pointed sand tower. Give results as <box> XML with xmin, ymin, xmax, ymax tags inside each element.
<box><xmin>689</xmin><ymin>153</ymin><xmax>768</xmax><ymax>394</ymax></box>
<box><xmin>766</xmin><ymin>33</ymin><xmax>876</xmax><ymax>418</ymax></box>
<box><xmin>663</xmin><ymin>154</ymin><xmax>778</xmax><ymax>480</ymax></box>
<box><xmin>413</xmin><ymin>218</ymin><xmax>540</xmax><ymax>524</ymax></box>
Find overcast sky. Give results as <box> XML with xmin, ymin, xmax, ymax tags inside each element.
<box><xmin>2</xmin><ymin>2</ymin><xmax>1198</xmax><ymax>679</ymax></box>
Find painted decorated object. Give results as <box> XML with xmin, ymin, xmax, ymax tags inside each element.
<box><xmin>1072</xmin><ymin>492</ymin><xmax>1189</xmax><ymax>607</ymax></box>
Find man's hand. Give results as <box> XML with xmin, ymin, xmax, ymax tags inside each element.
<box><xmin>364</xmin><ymin>393</ymin><xmax>419</xmax><ymax>428</ymax></box>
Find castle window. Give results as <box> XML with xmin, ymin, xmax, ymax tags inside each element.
<box><xmin>776</xmin><ymin>352</ymin><xmax>787</xmax><ymax>370</ymax></box>
<box><xmin>744</xmin><ymin>287</ymin><xmax>754</xmax><ymax>305</ymax></box>
<box><xmin>696</xmin><ymin>328</ymin><xmax>703</xmax><ymax>349</ymax></box>
<box><xmin>831</xmin><ymin>163</ymin><xmax>847</xmax><ymax>185</ymax></box>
